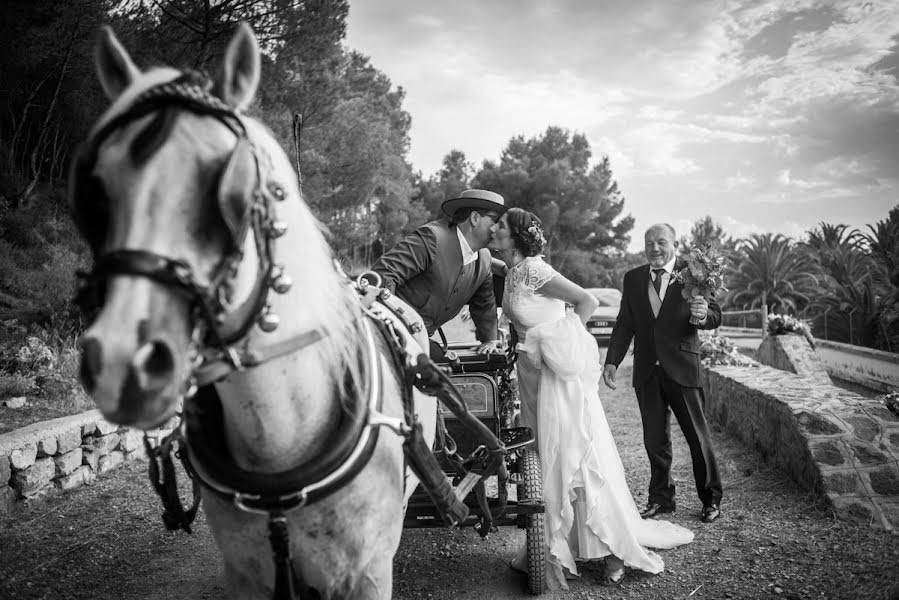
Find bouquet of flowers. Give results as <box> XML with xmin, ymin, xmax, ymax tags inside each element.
<box><xmin>672</xmin><ymin>242</ymin><xmax>728</xmax><ymax>325</ymax></box>
<box><xmin>767</xmin><ymin>313</ymin><xmax>815</xmax><ymax>349</ymax></box>
<box><xmin>698</xmin><ymin>330</ymin><xmax>757</xmax><ymax>367</ymax></box>
<box><xmin>880</xmin><ymin>390</ymin><xmax>899</xmax><ymax>418</ymax></box>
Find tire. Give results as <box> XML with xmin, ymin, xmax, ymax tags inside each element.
<box><xmin>518</xmin><ymin>447</ymin><xmax>546</xmax><ymax>595</ymax></box>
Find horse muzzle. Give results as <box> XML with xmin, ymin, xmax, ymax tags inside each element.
<box><xmin>79</xmin><ymin>332</ymin><xmax>184</xmax><ymax>429</ymax></box>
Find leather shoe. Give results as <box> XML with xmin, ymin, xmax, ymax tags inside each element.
<box><xmin>701</xmin><ymin>503</ymin><xmax>721</xmax><ymax>523</ymax></box>
<box><xmin>639</xmin><ymin>502</ymin><xmax>675</xmax><ymax>519</ymax></box>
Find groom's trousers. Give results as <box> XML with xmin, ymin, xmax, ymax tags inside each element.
<box><xmin>635</xmin><ymin>363</ymin><xmax>722</xmax><ymax>508</ymax></box>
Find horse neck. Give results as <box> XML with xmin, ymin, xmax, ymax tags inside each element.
<box><xmin>216</xmin><ymin>122</ymin><xmax>360</xmax><ymax>473</ymax></box>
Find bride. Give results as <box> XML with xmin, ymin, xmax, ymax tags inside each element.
<box><xmin>491</xmin><ymin>207</ymin><xmax>693</xmax><ymax>589</ymax></box>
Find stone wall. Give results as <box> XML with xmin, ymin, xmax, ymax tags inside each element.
<box><xmin>814</xmin><ymin>339</ymin><xmax>899</xmax><ymax>393</ymax></box>
<box><xmin>755</xmin><ymin>333</ymin><xmax>833</xmax><ymax>386</ymax></box>
<box><xmin>0</xmin><ymin>410</ymin><xmax>176</xmax><ymax>515</ymax></box>
<box><xmin>702</xmin><ymin>360</ymin><xmax>899</xmax><ymax>532</ymax></box>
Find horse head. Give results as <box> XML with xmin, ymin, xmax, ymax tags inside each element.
<box><xmin>71</xmin><ymin>24</ymin><xmax>279</xmax><ymax>429</ymax></box>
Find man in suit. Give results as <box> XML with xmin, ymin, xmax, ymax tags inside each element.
<box><xmin>372</xmin><ymin>189</ymin><xmax>506</xmax><ymax>356</ymax></box>
<box><xmin>602</xmin><ymin>223</ymin><xmax>723</xmax><ymax>523</ymax></box>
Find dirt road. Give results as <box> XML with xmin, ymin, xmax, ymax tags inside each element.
<box><xmin>2</xmin><ymin>355</ymin><xmax>899</xmax><ymax>600</ymax></box>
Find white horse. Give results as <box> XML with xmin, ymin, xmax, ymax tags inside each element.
<box><xmin>71</xmin><ymin>23</ymin><xmax>436</xmax><ymax>599</ymax></box>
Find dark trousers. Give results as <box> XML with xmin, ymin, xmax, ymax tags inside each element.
<box><xmin>635</xmin><ymin>364</ymin><xmax>722</xmax><ymax>507</ymax></box>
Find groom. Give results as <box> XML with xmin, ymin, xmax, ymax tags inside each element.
<box><xmin>372</xmin><ymin>189</ymin><xmax>506</xmax><ymax>357</ymax></box>
<box><xmin>602</xmin><ymin>223</ymin><xmax>723</xmax><ymax>523</ymax></box>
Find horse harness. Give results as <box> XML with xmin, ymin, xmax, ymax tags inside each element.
<box><xmin>72</xmin><ymin>74</ymin><xmax>507</xmax><ymax>600</ymax></box>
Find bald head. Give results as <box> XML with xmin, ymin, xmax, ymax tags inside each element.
<box><xmin>644</xmin><ymin>223</ymin><xmax>678</xmax><ymax>268</ymax></box>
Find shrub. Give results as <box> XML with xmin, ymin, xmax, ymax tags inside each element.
<box><xmin>699</xmin><ymin>331</ymin><xmax>757</xmax><ymax>367</ymax></box>
<box><xmin>0</xmin><ymin>372</ymin><xmax>38</xmax><ymax>399</ymax></box>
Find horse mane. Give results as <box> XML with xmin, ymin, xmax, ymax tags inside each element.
<box><xmin>242</xmin><ymin>118</ymin><xmax>366</xmax><ymax>411</ymax></box>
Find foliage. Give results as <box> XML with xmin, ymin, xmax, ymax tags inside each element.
<box><xmin>724</xmin><ymin>233</ymin><xmax>820</xmax><ymax>314</ymax></box>
<box><xmin>0</xmin><ymin>372</ymin><xmax>38</xmax><ymax>399</ymax></box>
<box><xmin>414</xmin><ymin>150</ymin><xmax>476</xmax><ymax>221</ymax></box>
<box><xmin>880</xmin><ymin>390</ymin><xmax>899</xmax><ymax>418</ymax></box>
<box><xmin>767</xmin><ymin>313</ymin><xmax>816</xmax><ymax>349</ymax></box>
<box><xmin>473</xmin><ymin>127</ymin><xmax>634</xmax><ymax>268</ymax></box>
<box><xmin>673</xmin><ymin>242</ymin><xmax>728</xmax><ymax>301</ymax></box>
<box><xmin>679</xmin><ymin>216</ymin><xmax>737</xmax><ymax>257</ymax></box>
<box><xmin>698</xmin><ymin>331</ymin><xmax>756</xmax><ymax>367</ymax></box>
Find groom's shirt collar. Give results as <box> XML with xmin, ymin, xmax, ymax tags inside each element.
<box><xmin>657</xmin><ymin>256</ymin><xmax>677</xmax><ymax>275</ymax></box>
<box><xmin>456</xmin><ymin>227</ymin><xmax>478</xmax><ymax>266</ymax></box>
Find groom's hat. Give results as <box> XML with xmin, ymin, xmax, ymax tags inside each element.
<box><xmin>441</xmin><ymin>189</ymin><xmax>507</xmax><ymax>219</ymax></box>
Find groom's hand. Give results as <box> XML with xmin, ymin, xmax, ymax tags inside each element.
<box><xmin>602</xmin><ymin>364</ymin><xmax>617</xmax><ymax>390</ymax></box>
<box><xmin>474</xmin><ymin>340</ymin><xmax>499</xmax><ymax>355</ymax></box>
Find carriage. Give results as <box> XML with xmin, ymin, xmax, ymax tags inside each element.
<box><xmin>402</xmin><ymin>338</ymin><xmax>548</xmax><ymax>595</ymax></box>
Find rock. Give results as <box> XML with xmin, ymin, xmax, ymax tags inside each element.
<box><xmin>119</xmin><ymin>430</ymin><xmax>142</xmax><ymax>453</ymax></box>
<box><xmin>2</xmin><ymin>397</ymin><xmax>26</xmax><ymax>408</ymax></box>
<box><xmin>37</xmin><ymin>435</ymin><xmax>57</xmax><ymax>457</ymax></box>
<box><xmin>57</xmin><ymin>427</ymin><xmax>82</xmax><ymax>454</ymax></box>
<box><xmin>0</xmin><ymin>456</ymin><xmax>10</xmax><ymax>485</ymax></box>
<box><xmin>55</xmin><ymin>465</ymin><xmax>90</xmax><ymax>490</ymax></box>
<box><xmin>12</xmin><ymin>457</ymin><xmax>54</xmax><ymax>497</ymax></box>
<box><xmin>98</xmin><ymin>450</ymin><xmax>124</xmax><ymax>474</ymax></box>
<box><xmin>95</xmin><ymin>420</ymin><xmax>119</xmax><ymax>436</ymax></box>
<box><xmin>93</xmin><ymin>433</ymin><xmax>121</xmax><ymax>456</ymax></box>
<box><xmin>10</xmin><ymin>444</ymin><xmax>37</xmax><ymax>470</ymax></box>
<box><xmin>53</xmin><ymin>448</ymin><xmax>83</xmax><ymax>477</ymax></box>
<box><xmin>82</xmin><ymin>446</ymin><xmax>99</xmax><ymax>472</ymax></box>
<box><xmin>0</xmin><ymin>485</ymin><xmax>16</xmax><ymax>514</ymax></box>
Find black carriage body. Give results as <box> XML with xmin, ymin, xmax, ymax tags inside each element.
<box><xmin>404</xmin><ymin>345</ymin><xmax>544</xmax><ymax>529</ymax></box>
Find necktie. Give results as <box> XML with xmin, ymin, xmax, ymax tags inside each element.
<box><xmin>652</xmin><ymin>268</ymin><xmax>665</xmax><ymax>297</ymax></box>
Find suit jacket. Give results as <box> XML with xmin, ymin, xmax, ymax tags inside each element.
<box><xmin>604</xmin><ymin>258</ymin><xmax>721</xmax><ymax>388</ymax></box>
<box><xmin>372</xmin><ymin>220</ymin><xmax>498</xmax><ymax>342</ymax></box>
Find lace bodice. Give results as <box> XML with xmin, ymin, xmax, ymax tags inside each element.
<box><xmin>504</xmin><ymin>256</ymin><xmax>566</xmax><ymax>340</ymax></box>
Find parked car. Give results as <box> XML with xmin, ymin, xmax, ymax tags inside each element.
<box><xmin>585</xmin><ymin>288</ymin><xmax>622</xmax><ymax>345</ymax></box>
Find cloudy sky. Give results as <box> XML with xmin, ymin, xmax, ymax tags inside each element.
<box><xmin>344</xmin><ymin>0</ymin><xmax>898</xmax><ymax>250</ymax></box>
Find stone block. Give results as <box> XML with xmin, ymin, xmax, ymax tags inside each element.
<box><xmin>95</xmin><ymin>420</ymin><xmax>119</xmax><ymax>436</ymax></box>
<box><xmin>0</xmin><ymin>485</ymin><xmax>17</xmax><ymax>515</ymax></box>
<box><xmin>845</xmin><ymin>415</ymin><xmax>880</xmax><ymax>442</ymax></box>
<box><xmin>53</xmin><ymin>448</ymin><xmax>83</xmax><ymax>477</ymax></box>
<box><xmin>82</xmin><ymin>423</ymin><xmax>95</xmax><ymax>437</ymax></box>
<box><xmin>57</xmin><ymin>427</ymin><xmax>82</xmax><ymax>454</ymax></box>
<box><xmin>0</xmin><ymin>456</ymin><xmax>10</xmax><ymax>485</ymax></box>
<box><xmin>82</xmin><ymin>446</ymin><xmax>99</xmax><ymax>472</ymax></box>
<box><xmin>828</xmin><ymin>495</ymin><xmax>876</xmax><ymax>525</ymax></box>
<box><xmin>55</xmin><ymin>465</ymin><xmax>90</xmax><ymax>490</ymax></box>
<box><xmin>93</xmin><ymin>433</ymin><xmax>121</xmax><ymax>456</ymax></box>
<box><xmin>98</xmin><ymin>450</ymin><xmax>124</xmax><ymax>474</ymax></box>
<box><xmin>795</xmin><ymin>411</ymin><xmax>843</xmax><ymax>436</ymax></box>
<box><xmin>850</xmin><ymin>442</ymin><xmax>891</xmax><ymax>466</ymax></box>
<box><xmin>9</xmin><ymin>444</ymin><xmax>37</xmax><ymax>470</ymax></box>
<box><xmin>822</xmin><ymin>470</ymin><xmax>865</xmax><ymax>495</ymax></box>
<box><xmin>867</xmin><ymin>466</ymin><xmax>899</xmax><ymax>496</ymax></box>
<box><xmin>889</xmin><ymin>432</ymin><xmax>899</xmax><ymax>449</ymax></box>
<box><xmin>37</xmin><ymin>436</ymin><xmax>57</xmax><ymax>457</ymax></box>
<box><xmin>810</xmin><ymin>440</ymin><xmax>847</xmax><ymax>467</ymax></box>
<box><xmin>11</xmin><ymin>457</ymin><xmax>54</xmax><ymax>497</ymax></box>
<box><xmin>119</xmin><ymin>430</ymin><xmax>142</xmax><ymax>453</ymax></box>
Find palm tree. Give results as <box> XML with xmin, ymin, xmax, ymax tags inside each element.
<box><xmin>725</xmin><ymin>233</ymin><xmax>820</xmax><ymax>315</ymax></box>
<box><xmin>864</xmin><ymin>208</ymin><xmax>899</xmax><ymax>350</ymax></box>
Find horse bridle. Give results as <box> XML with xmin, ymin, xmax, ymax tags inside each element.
<box><xmin>71</xmin><ymin>72</ymin><xmax>315</xmax><ymax>392</ymax></box>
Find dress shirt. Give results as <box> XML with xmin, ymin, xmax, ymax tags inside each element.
<box><xmin>652</xmin><ymin>256</ymin><xmax>677</xmax><ymax>302</ymax></box>
<box><xmin>456</xmin><ymin>227</ymin><xmax>478</xmax><ymax>266</ymax></box>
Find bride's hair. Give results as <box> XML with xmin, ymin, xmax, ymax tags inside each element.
<box><xmin>507</xmin><ymin>207</ymin><xmax>546</xmax><ymax>257</ymax></box>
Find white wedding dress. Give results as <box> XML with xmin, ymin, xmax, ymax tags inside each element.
<box><xmin>505</xmin><ymin>256</ymin><xmax>693</xmax><ymax>590</ymax></box>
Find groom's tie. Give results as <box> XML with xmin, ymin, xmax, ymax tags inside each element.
<box><xmin>652</xmin><ymin>268</ymin><xmax>665</xmax><ymax>297</ymax></box>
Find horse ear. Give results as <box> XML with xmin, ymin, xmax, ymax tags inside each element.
<box><xmin>95</xmin><ymin>26</ymin><xmax>140</xmax><ymax>100</ymax></box>
<box><xmin>212</xmin><ymin>22</ymin><xmax>261</xmax><ymax>110</ymax></box>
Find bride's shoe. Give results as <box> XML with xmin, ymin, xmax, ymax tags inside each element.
<box><xmin>601</xmin><ymin>556</ymin><xmax>626</xmax><ymax>586</ymax></box>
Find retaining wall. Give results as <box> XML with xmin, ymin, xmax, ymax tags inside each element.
<box><xmin>814</xmin><ymin>339</ymin><xmax>899</xmax><ymax>393</ymax></box>
<box><xmin>702</xmin><ymin>335</ymin><xmax>899</xmax><ymax>532</ymax></box>
<box><xmin>0</xmin><ymin>410</ymin><xmax>176</xmax><ymax>515</ymax></box>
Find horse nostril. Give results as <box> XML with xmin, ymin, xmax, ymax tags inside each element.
<box><xmin>131</xmin><ymin>339</ymin><xmax>175</xmax><ymax>392</ymax></box>
<box><xmin>79</xmin><ymin>336</ymin><xmax>103</xmax><ymax>392</ymax></box>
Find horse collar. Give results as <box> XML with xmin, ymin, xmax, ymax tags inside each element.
<box><xmin>180</xmin><ymin>315</ymin><xmax>386</xmax><ymax>512</ymax></box>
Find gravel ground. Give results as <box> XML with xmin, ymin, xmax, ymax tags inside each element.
<box><xmin>2</xmin><ymin>355</ymin><xmax>899</xmax><ymax>599</ymax></box>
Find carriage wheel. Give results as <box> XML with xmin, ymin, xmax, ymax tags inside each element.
<box><xmin>518</xmin><ymin>447</ymin><xmax>546</xmax><ymax>595</ymax></box>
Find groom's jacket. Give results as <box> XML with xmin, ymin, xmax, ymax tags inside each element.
<box><xmin>372</xmin><ymin>220</ymin><xmax>498</xmax><ymax>342</ymax></box>
<box><xmin>605</xmin><ymin>258</ymin><xmax>721</xmax><ymax>388</ymax></box>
